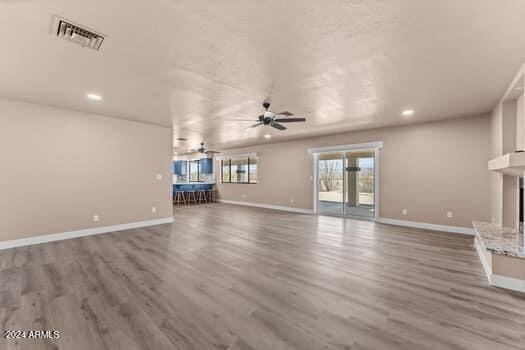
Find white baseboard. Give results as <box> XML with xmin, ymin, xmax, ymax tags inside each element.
<box><xmin>0</xmin><ymin>217</ymin><xmax>174</xmax><ymax>250</ymax></box>
<box><xmin>474</xmin><ymin>237</ymin><xmax>492</xmax><ymax>282</ymax></box>
<box><xmin>491</xmin><ymin>274</ymin><xmax>525</xmax><ymax>292</ymax></box>
<box><xmin>217</xmin><ymin>199</ymin><xmax>314</xmax><ymax>215</ymax></box>
<box><xmin>376</xmin><ymin>217</ymin><xmax>474</xmax><ymax>235</ymax></box>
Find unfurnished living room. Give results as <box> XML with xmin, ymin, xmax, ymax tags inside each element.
<box><xmin>1</xmin><ymin>1</ymin><xmax>525</xmax><ymax>349</ymax></box>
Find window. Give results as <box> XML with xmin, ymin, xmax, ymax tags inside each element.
<box><xmin>221</xmin><ymin>157</ymin><xmax>258</xmax><ymax>184</ymax></box>
<box><xmin>175</xmin><ymin>158</ymin><xmax>212</xmax><ymax>183</ymax></box>
<box><xmin>221</xmin><ymin>160</ymin><xmax>230</xmax><ymax>183</ymax></box>
<box><xmin>174</xmin><ymin>160</ymin><xmax>188</xmax><ymax>183</ymax></box>
<box><xmin>190</xmin><ymin>160</ymin><xmax>201</xmax><ymax>182</ymax></box>
<box><xmin>248</xmin><ymin>157</ymin><xmax>257</xmax><ymax>183</ymax></box>
<box><xmin>232</xmin><ymin>158</ymin><xmax>248</xmax><ymax>183</ymax></box>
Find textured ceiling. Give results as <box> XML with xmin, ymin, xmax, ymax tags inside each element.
<box><xmin>1</xmin><ymin>1</ymin><xmax>525</xmax><ymax>151</ymax></box>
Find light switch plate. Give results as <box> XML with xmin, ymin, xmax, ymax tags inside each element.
<box><xmin>92</xmin><ymin>214</ymin><xmax>100</xmax><ymax>223</ymax></box>
<box><xmin>156</xmin><ymin>174</ymin><xmax>163</xmax><ymax>181</ymax></box>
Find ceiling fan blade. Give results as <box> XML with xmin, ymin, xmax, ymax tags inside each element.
<box><xmin>274</xmin><ymin>117</ymin><xmax>306</xmax><ymax>123</ymax></box>
<box><xmin>271</xmin><ymin>122</ymin><xmax>287</xmax><ymax>130</ymax></box>
<box><xmin>248</xmin><ymin>122</ymin><xmax>263</xmax><ymax>128</ymax></box>
<box><xmin>227</xmin><ymin>119</ymin><xmax>259</xmax><ymax>122</ymax></box>
<box><xmin>278</xmin><ymin>111</ymin><xmax>294</xmax><ymax>116</ymax></box>
<box><xmin>206</xmin><ymin>150</ymin><xmax>220</xmax><ymax>154</ymax></box>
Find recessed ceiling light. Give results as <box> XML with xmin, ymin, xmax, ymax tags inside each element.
<box><xmin>264</xmin><ymin>134</ymin><xmax>272</xmax><ymax>139</ymax></box>
<box><xmin>87</xmin><ymin>93</ymin><xmax>102</xmax><ymax>101</ymax></box>
<box><xmin>401</xmin><ymin>109</ymin><xmax>414</xmax><ymax>117</ymax></box>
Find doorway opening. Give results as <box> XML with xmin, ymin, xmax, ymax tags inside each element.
<box><xmin>310</xmin><ymin>142</ymin><xmax>381</xmax><ymax>220</ymax></box>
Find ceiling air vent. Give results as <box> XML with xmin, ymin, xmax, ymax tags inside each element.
<box><xmin>54</xmin><ymin>17</ymin><xmax>104</xmax><ymax>50</ymax></box>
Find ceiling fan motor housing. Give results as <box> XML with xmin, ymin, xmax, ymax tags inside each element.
<box><xmin>258</xmin><ymin>114</ymin><xmax>271</xmax><ymax>124</ymax></box>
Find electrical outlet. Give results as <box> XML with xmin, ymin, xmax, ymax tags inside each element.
<box><xmin>156</xmin><ymin>174</ymin><xmax>163</xmax><ymax>181</ymax></box>
<box><xmin>401</xmin><ymin>209</ymin><xmax>408</xmax><ymax>216</ymax></box>
<box><xmin>92</xmin><ymin>214</ymin><xmax>100</xmax><ymax>223</ymax></box>
<box><xmin>242</xmin><ymin>194</ymin><xmax>246</xmax><ymax>199</ymax></box>
<box><xmin>152</xmin><ymin>206</ymin><xmax>157</xmax><ymax>213</ymax></box>
<box><xmin>447</xmin><ymin>211</ymin><xmax>453</xmax><ymax>218</ymax></box>
<box><xmin>290</xmin><ymin>198</ymin><xmax>295</xmax><ymax>203</ymax></box>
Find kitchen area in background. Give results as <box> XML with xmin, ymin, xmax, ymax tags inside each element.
<box><xmin>173</xmin><ymin>155</ymin><xmax>216</xmax><ymax>205</ymax></box>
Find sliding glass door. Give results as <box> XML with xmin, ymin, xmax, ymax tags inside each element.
<box><xmin>318</xmin><ymin>149</ymin><xmax>375</xmax><ymax>218</ymax></box>
<box><xmin>318</xmin><ymin>152</ymin><xmax>345</xmax><ymax>216</ymax></box>
<box><xmin>344</xmin><ymin>151</ymin><xmax>375</xmax><ymax>218</ymax></box>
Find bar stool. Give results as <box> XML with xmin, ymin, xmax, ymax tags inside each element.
<box><xmin>173</xmin><ymin>191</ymin><xmax>186</xmax><ymax>206</ymax></box>
<box><xmin>206</xmin><ymin>189</ymin><xmax>214</xmax><ymax>203</ymax></box>
<box><xmin>197</xmin><ymin>190</ymin><xmax>207</xmax><ymax>203</ymax></box>
<box><xmin>186</xmin><ymin>190</ymin><xmax>197</xmax><ymax>204</ymax></box>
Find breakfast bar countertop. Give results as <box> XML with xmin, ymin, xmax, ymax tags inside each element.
<box><xmin>473</xmin><ymin>221</ymin><xmax>525</xmax><ymax>259</ymax></box>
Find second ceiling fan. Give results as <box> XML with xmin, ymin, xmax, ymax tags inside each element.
<box><xmin>235</xmin><ymin>101</ymin><xmax>306</xmax><ymax>131</ymax></box>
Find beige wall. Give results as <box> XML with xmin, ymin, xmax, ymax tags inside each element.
<box><xmin>0</xmin><ymin>98</ymin><xmax>173</xmax><ymax>241</ymax></box>
<box><xmin>489</xmin><ymin>105</ymin><xmax>503</xmax><ymax>224</ymax></box>
<box><xmin>217</xmin><ymin>115</ymin><xmax>490</xmax><ymax>228</ymax></box>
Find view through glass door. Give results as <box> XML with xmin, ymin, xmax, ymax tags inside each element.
<box><xmin>318</xmin><ymin>152</ymin><xmax>345</xmax><ymax>216</ymax></box>
<box><xmin>318</xmin><ymin>149</ymin><xmax>375</xmax><ymax>218</ymax></box>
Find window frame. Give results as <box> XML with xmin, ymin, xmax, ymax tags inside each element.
<box><xmin>221</xmin><ymin>157</ymin><xmax>258</xmax><ymax>184</ymax></box>
<box><xmin>189</xmin><ymin>159</ymin><xmax>203</xmax><ymax>182</ymax></box>
<box><xmin>175</xmin><ymin>160</ymin><xmax>189</xmax><ymax>183</ymax></box>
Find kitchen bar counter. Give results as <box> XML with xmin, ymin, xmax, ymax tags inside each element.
<box><xmin>173</xmin><ymin>181</ymin><xmax>216</xmax><ymax>185</ymax></box>
<box><xmin>173</xmin><ymin>182</ymin><xmax>215</xmax><ymax>192</ymax></box>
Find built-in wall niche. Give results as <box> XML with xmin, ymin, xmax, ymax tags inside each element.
<box><xmin>502</xmin><ymin>175</ymin><xmax>518</xmax><ymax>228</ymax></box>
<box><xmin>502</xmin><ymin>73</ymin><xmax>524</xmax><ymax>152</ymax></box>
<box><xmin>490</xmin><ymin>73</ymin><xmax>525</xmax><ymax>176</ymax></box>
<box><xmin>500</xmin><ymin>74</ymin><xmax>524</xmax><ymax>229</ymax></box>
<box><xmin>489</xmin><ymin>67</ymin><xmax>525</xmax><ymax>230</ymax></box>
<box><xmin>502</xmin><ymin>100</ymin><xmax>517</xmax><ymax>154</ymax></box>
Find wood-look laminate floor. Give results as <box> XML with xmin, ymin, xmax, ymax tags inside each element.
<box><xmin>1</xmin><ymin>204</ymin><xmax>524</xmax><ymax>350</ymax></box>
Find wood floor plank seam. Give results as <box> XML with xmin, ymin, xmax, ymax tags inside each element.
<box><xmin>0</xmin><ymin>203</ymin><xmax>524</xmax><ymax>350</ymax></box>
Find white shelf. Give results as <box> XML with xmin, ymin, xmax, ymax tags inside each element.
<box><xmin>488</xmin><ymin>152</ymin><xmax>525</xmax><ymax>176</ymax></box>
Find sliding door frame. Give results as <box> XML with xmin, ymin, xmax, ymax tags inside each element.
<box><xmin>309</xmin><ymin>141</ymin><xmax>383</xmax><ymax>220</ymax></box>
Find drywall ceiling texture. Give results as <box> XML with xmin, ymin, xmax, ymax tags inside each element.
<box><xmin>0</xmin><ymin>98</ymin><xmax>173</xmax><ymax>241</ymax></box>
<box><xmin>0</xmin><ymin>1</ymin><xmax>525</xmax><ymax>150</ymax></box>
<box><xmin>217</xmin><ymin>115</ymin><xmax>490</xmax><ymax>228</ymax></box>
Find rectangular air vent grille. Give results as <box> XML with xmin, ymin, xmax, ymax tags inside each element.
<box><xmin>55</xmin><ymin>19</ymin><xmax>104</xmax><ymax>50</ymax></box>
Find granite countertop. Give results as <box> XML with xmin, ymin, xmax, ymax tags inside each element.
<box><xmin>472</xmin><ymin>221</ymin><xmax>525</xmax><ymax>259</ymax></box>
